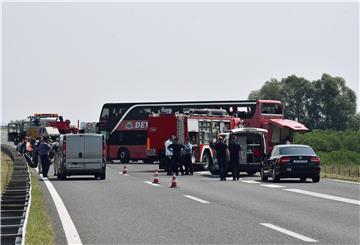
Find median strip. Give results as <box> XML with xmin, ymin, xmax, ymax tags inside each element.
<box><xmin>184</xmin><ymin>195</ymin><xmax>210</xmax><ymax>204</ymax></box>
<box><xmin>284</xmin><ymin>188</ymin><xmax>360</xmax><ymax>206</ymax></box>
<box><xmin>260</xmin><ymin>223</ymin><xmax>318</xmax><ymax>243</ymax></box>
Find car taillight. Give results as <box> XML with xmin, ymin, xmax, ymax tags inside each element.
<box><xmin>279</xmin><ymin>157</ymin><xmax>291</xmax><ymax>164</ymax></box>
<box><xmin>102</xmin><ymin>143</ymin><xmax>106</xmax><ymax>158</ymax></box>
<box><xmin>310</xmin><ymin>156</ymin><xmax>320</xmax><ymax>164</ymax></box>
<box><xmin>62</xmin><ymin>143</ymin><xmax>66</xmax><ymax>156</ymax></box>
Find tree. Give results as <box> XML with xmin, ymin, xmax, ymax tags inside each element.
<box><xmin>247</xmin><ymin>73</ymin><xmax>357</xmax><ymax>130</ymax></box>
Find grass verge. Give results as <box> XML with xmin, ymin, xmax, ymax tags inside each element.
<box><xmin>25</xmin><ymin>170</ymin><xmax>55</xmax><ymax>245</ymax></box>
<box><xmin>321</xmin><ymin>164</ymin><xmax>360</xmax><ymax>183</ymax></box>
<box><xmin>1</xmin><ymin>152</ymin><xmax>13</xmax><ymax>193</ymax></box>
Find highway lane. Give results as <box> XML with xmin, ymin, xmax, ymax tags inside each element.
<box><xmin>42</xmin><ymin>163</ymin><xmax>359</xmax><ymax>244</ymax></box>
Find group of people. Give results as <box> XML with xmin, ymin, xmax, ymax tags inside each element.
<box><xmin>164</xmin><ymin>134</ymin><xmax>244</xmax><ymax>181</ymax></box>
<box><xmin>16</xmin><ymin>136</ymin><xmax>59</xmax><ymax>178</ymax></box>
<box><xmin>165</xmin><ymin>135</ymin><xmax>194</xmax><ymax>176</ymax></box>
<box><xmin>213</xmin><ymin>135</ymin><xmax>243</xmax><ymax>181</ymax></box>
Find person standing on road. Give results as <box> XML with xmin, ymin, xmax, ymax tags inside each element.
<box><xmin>16</xmin><ymin>138</ymin><xmax>26</xmax><ymax>156</ymax></box>
<box><xmin>38</xmin><ymin>137</ymin><xmax>51</xmax><ymax>178</ymax></box>
<box><xmin>51</xmin><ymin>138</ymin><xmax>60</xmax><ymax>176</ymax></box>
<box><xmin>167</xmin><ymin>137</ymin><xmax>185</xmax><ymax>175</ymax></box>
<box><xmin>183</xmin><ymin>138</ymin><xmax>193</xmax><ymax>175</ymax></box>
<box><xmin>228</xmin><ymin>135</ymin><xmax>243</xmax><ymax>181</ymax></box>
<box><xmin>165</xmin><ymin>135</ymin><xmax>175</xmax><ymax>175</ymax></box>
<box><xmin>32</xmin><ymin>137</ymin><xmax>41</xmax><ymax>173</ymax></box>
<box><xmin>213</xmin><ymin>136</ymin><xmax>228</xmax><ymax>181</ymax></box>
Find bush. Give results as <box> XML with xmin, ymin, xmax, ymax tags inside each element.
<box><xmin>294</xmin><ymin>130</ymin><xmax>360</xmax><ymax>166</ymax></box>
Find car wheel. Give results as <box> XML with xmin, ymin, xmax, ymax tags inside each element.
<box><xmin>260</xmin><ymin>167</ymin><xmax>268</xmax><ymax>181</ymax></box>
<box><xmin>272</xmin><ymin>167</ymin><xmax>279</xmax><ymax>182</ymax></box>
<box><xmin>247</xmin><ymin>171</ymin><xmax>256</xmax><ymax>176</ymax></box>
<box><xmin>118</xmin><ymin>148</ymin><xmax>130</xmax><ymax>163</ymax></box>
<box><xmin>312</xmin><ymin>175</ymin><xmax>320</xmax><ymax>183</ymax></box>
<box><xmin>300</xmin><ymin>177</ymin><xmax>306</xmax><ymax>182</ymax></box>
<box><xmin>58</xmin><ymin>173</ymin><xmax>66</xmax><ymax>180</ymax></box>
<box><xmin>100</xmin><ymin>172</ymin><xmax>106</xmax><ymax>180</ymax></box>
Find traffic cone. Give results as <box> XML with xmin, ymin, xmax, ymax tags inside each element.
<box><xmin>122</xmin><ymin>165</ymin><xmax>128</xmax><ymax>174</ymax></box>
<box><xmin>170</xmin><ymin>174</ymin><xmax>177</xmax><ymax>188</ymax></box>
<box><xmin>152</xmin><ymin>169</ymin><xmax>160</xmax><ymax>184</ymax></box>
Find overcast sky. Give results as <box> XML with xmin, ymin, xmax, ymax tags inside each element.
<box><xmin>1</xmin><ymin>1</ymin><xmax>359</xmax><ymax>125</ymax></box>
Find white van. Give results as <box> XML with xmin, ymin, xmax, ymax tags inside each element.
<box><xmin>56</xmin><ymin>133</ymin><xmax>106</xmax><ymax>180</ymax></box>
<box><xmin>210</xmin><ymin>127</ymin><xmax>267</xmax><ymax>175</ymax></box>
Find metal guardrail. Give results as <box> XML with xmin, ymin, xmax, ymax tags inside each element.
<box><xmin>1</xmin><ymin>144</ymin><xmax>31</xmax><ymax>245</ymax></box>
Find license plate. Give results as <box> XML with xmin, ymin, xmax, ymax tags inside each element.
<box><xmin>293</xmin><ymin>160</ymin><xmax>308</xmax><ymax>163</ymax></box>
<box><xmin>286</xmin><ymin>168</ymin><xmax>292</xmax><ymax>172</ymax></box>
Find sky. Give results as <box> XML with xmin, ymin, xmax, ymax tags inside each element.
<box><xmin>1</xmin><ymin>1</ymin><xmax>359</xmax><ymax>125</ymax></box>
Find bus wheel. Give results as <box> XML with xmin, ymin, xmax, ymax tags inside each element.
<box><xmin>118</xmin><ymin>148</ymin><xmax>130</xmax><ymax>163</ymax></box>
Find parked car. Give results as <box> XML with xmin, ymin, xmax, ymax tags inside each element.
<box><xmin>261</xmin><ymin>144</ymin><xmax>320</xmax><ymax>183</ymax></box>
<box><xmin>56</xmin><ymin>133</ymin><xmax>106</xmax><ymax>180</ymax></box>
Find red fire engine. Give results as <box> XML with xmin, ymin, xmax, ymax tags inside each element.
<box><xmin>146</xmin><ymin>109</ymin><xmax>241</xmax><ymax>170</ymax></box>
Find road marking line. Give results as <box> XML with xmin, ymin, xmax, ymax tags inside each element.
<box><xmin>327</xmin><ymin>179</ymin><xmax>360</xmax><ymax>185</ymax></box>
<box><xmin>184</xmin><ymin>195</ymin><xmax>210</xmax><ymax>204</ymax></box>
<box><xmin>144</xmin><ymin>181</ymin><xmax>160</xmax><ymax>187</ymax></box>
<box><xmin>284</xmin><ymin>188</ymin><xmax>360</xmax><ymax>206</ymax></box>
<box><xmin>261</xmin><ymin>184</ymin><xmax>284</xmax><ymax>188</ymax></box>
<box><xmin>240</xmin><ymin>180</ymin><xmax>259</xmax><ymax>184</ymax></box>
<box><xmin>196</xmin><ymin>171</ymin><xmax>209</xmax><ymax>175</ymax></box>
<box><xmin>42</xmin><ymin>177</ymin><xmax>82</xmax><ymax>245</ymax></box>
<box><xmin>260</xmin><ymin>223</ymin><xmax>318</xmax><ymax>242</ymax></box>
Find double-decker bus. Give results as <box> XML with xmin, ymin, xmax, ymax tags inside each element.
<box><xmin>97</xmin><ymin>100</ymin><xmax>308</xmax><ymax>163</ymax></box>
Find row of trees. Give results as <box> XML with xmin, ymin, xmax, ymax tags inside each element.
<box><xmin>248</xmin><ymin>74</ymin><xmax>359</xmax><ymax>130</ymax></box>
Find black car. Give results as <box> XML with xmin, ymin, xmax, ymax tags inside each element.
<box><xmin>261</xmin><ymin>144</ymin><xmax>321</xmax><ymax>183</ymax></box>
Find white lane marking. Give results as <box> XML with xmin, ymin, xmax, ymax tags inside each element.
<box><xmin>144</xmin><ymin>181</ymin><xmax>160</xmax><ymax>187</ymax></box>
<box><xmin>261</xmin><ymin>184</ymin><xmax>285</xmax><ymax>188</ymax></box>
<box><xmin>260</xmin><ymin>223</ymin><xmax>318</xmax><ymax>242</ymax></box>
<box><xmin>184</xmin><ymin>195</ymin><xmax>210</xmax><ymax>204</ymax></box>
<box><xmin>42</xmin><ymin>177</ymin><xmax>82</xmax><ymax>244</ymax></box>
<box><xmin>118</xmin><ymin>172</ymin><xmax>129</xmax><ymax>176</ymax></box>
<box><xmin>284</xmin><ymin>189</ymin><xmax>360</xmax><ymax>206</ymax></box>
<box><xmin>196</xmin><ymin>171</ymin><xmax>209</xmax><ymax>175</ymax></box>
<box><xmin>327</xmin><ymin>179</ymin><xmax>360</xmax><ymax>185</ymax></box>
<box><xmin>240</xmin><ymin>180</ymin><xmax>259</xmax><ymax>184</ymax></box>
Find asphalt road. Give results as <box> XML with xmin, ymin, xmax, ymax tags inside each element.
<box><xmin>42</xmin><ymin>163</ymin><xmax>359</xmax><ymax>245</ymax></box>
<box><xmin>1</xmin><ymin>129</ymin><xmax>359</xmax><ymax>244</ymax></box>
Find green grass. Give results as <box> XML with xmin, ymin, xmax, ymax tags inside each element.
<box><xmin>1</xmin><ymin>152</ymin><xmax>13</xmax><ymax>194</ymax></box>
<box><xmin>25</xmin><ymin>170</ymin><xmax>55</xmax><ymax>245</ymax></box>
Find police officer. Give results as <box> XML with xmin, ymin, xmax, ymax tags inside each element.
<box><xmin>213</xmin><ymin>136</ymin><xmax>228</xmax><ymax>181</ymax></box>
<box><xmin>165</xmin><ymin>135</ymin><xmax>175</xmax><ymax>175</ymax></box>
<box><xmin>228</xmin><ymin>135</ymin><xmax>243</xmax><ymax>181</ymax></box>
<box><xmin>167</xmin><ymin>137</ymin><xmax>184</xmax><ymax>175</ymax></box>
<box><xmin>183</xmin><ymin>138</ymin><xmax>193</xmax><ymax>175</ymax></box>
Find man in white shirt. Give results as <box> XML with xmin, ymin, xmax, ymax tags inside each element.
<box><xmin>165</xmin><ymin>135</ymin><xmax>175</xmax><ymax>175</ymax></box>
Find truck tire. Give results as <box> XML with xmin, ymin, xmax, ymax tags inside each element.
<box><xmin>118</xmin><ymin>148</ymin><xmax>130</xmax><ymax>163</ymax></box>
<box><xmin>247</xmin><ymin>171</ymin><xmax>256</xmax><ymax>176</ymax></box>
<box><xmin>204</xmin><ymin>152</ymin><xmax>218</xmax><ymax>175</ymax></box>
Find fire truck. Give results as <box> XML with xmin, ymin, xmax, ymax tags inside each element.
<box><xmin>146</xmin><ymin>109</ymin><xmax>241</xmax><ymax>170</ymax></box>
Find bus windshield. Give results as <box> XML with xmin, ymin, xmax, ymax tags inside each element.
<box><xmin>261</xmin><ymin>103</ymin><xmax>283</xmax><ymax>115</ymax></box>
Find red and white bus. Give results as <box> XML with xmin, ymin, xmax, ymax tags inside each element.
<box><xmin>97</xmin><ymin>100</ymin><xmax>308</xmax><ymax>163</ymax></box>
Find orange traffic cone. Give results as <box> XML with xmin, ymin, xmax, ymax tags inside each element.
<box><xmin>170</xmin><ymin>174</ymin><xmax>177</xmax><ymax>188</ymax></box>
<box><xmin>152</xmin><ymin>169</ymin><xmax>160</xmax><ymax>184</ymax></box>
<box><xmin>122</xmin><ymin>165</ymin><xmax>128</xmax><ymax>174</ymax></box>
